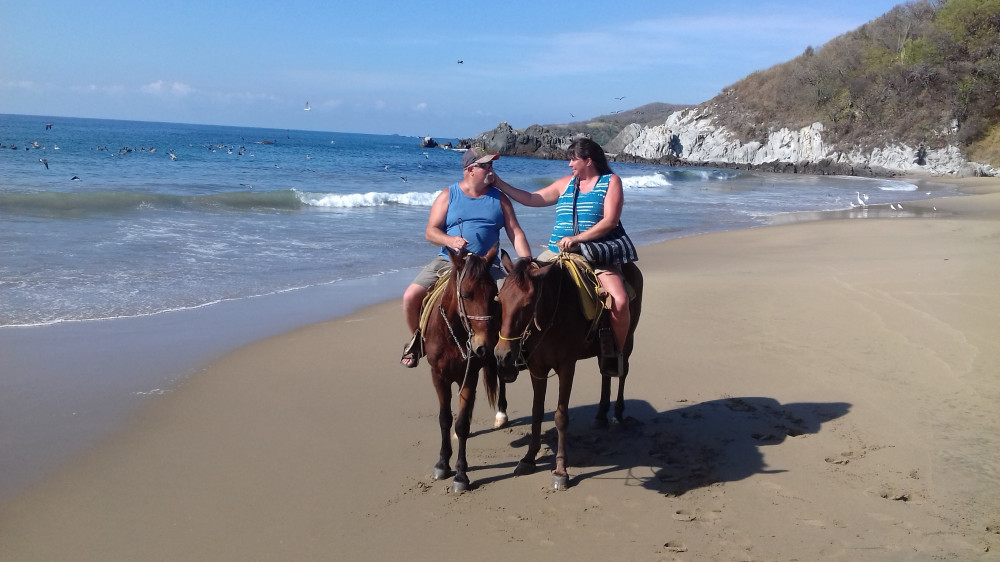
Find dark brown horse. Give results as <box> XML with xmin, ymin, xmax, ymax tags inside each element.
<box><xmin>494</xmin><ymin>253</ymin><xmax>643</xmax><ymax>489</ymax></box>
<box><xmin>423</xmin><ymin>246</ymin><xmax>501</xmax><ymax>492</ymax></box>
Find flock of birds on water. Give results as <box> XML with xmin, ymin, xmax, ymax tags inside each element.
<box><xmin>4</xmin><ymin>122</ymin><xmax>441</xmax><ymax>188</ymax></box>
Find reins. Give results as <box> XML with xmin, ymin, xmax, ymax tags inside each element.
<box><xmin>497</xmin><ymin>260</ymin><xmax>565</xmax><ymax>379</ymax></box>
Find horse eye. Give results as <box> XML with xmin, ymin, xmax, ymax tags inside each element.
<box><xmin>460</xmin><ymin>290</ymin><xmax>473</xmax><ymax>299</ymax></box>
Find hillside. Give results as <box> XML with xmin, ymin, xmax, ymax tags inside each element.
<box><xmin>465</xmin><ymin>0</ymin><xmax>999</xmax><ymax>173</ymax></box>
<box><xmin>709</xmin><ymin>0</ymin><xmax>1000</xmax><ymax>167</ymax></box>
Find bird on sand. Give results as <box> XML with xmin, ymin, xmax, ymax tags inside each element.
<box><xmin>856</xmin><ymin>192</ymin><xmax>867</xmax><ymax>207</ymax></box>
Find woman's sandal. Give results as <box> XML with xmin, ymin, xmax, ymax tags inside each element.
<box><xmin>400</xmin><ymin>330</ymin><xmax>422</xmax><ymax>368</ymax></box>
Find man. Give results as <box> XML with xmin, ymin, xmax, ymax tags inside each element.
<box><xmin>400</xmin><ymin>147</ymin><xmax>532</xmax><ymax>367</ymax></box>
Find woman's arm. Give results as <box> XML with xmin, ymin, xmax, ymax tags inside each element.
<box><xmin>498</xmin><ymin>193</ymin><xmax>533</xmax><ymax>258</ymax></box>
<box><xmin>491</xmin><ymin>172</ymin><xmax>567</xmax><ymax>208</ymax></box>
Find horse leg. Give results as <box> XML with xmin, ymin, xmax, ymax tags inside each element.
<box><xmin>551</xmin><ymin>364</ymin><xmax>576</xmax><ymax>490</ymax></box>
<box><xmin>451</xmin><ymin>376</ymin><xmax>477</xmax><ymax>492</ymax></box>
<box><xmin>513</xmin><ymin>369</ymin><xmax>547</xmax><ymax>476</ymax></box>
<box><xmin>593</xmin><ymin>374</ymin><xmax>612</xmax><ymax>429</ymax></box>
<box><xmin>614</xmin><ymin>376</ymin><xmax>627</xmax><ymax>423</ymax></box>
<box><xmin>494</xmin><ymin>380</ymin><xmax>509</xmax><ymax>429</ymax></box>
<box><xmin>432</xmin><ymin>377</ymin><xmax>454</xmax><ymax>480</ymax></box>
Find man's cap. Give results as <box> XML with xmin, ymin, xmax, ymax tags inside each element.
<box><xmin>461</xmin><ymin>147</ymin><xmax>499</xmax><ymax>168</ymax></box>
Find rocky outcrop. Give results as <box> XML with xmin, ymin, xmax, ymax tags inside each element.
<box><xmin>615</xmin><ymin>107</ymin><xmax>997</xmax><ymax>177</ymax></box>
<box><xmin>459</xmin><ymin>122</ymin><xmax>585</xmax><ymax>160</ymax></box>
<box><xmin>419</xmin><ymin>136</ymin><xmax>439</xmax><ymax>148</ymax></box>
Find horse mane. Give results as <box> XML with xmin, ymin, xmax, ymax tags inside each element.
<box><xmin>506</xmin><ymin>257</ymin><xmax>541</xmax><ymax>288</ymax></box>
<box><xmin>459</xmin><ymin>251</ymin><xmax>491</xmax><ymax>282</ymax></box>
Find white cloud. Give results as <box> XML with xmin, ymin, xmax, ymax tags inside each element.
<box><xmin>141</xmin><ymin>80</ymin><xmax>194</xmax><ymax>96</ymax></box>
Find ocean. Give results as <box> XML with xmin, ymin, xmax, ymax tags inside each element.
<box><xmin>0</xmin><ymin>113</ymin><xmax>958</xmax><ymax>499</ymax></box>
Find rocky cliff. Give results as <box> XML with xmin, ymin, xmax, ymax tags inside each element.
<box><xmin>611</xmin><ymin>107</ymin><xmax>996</xmax><ymax>177</ymax></box>
<box><xmin>464</xmin><ymin>109</ymin><xmax>997</xmax><ymax>177</ymax></box>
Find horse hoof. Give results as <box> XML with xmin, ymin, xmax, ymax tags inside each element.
<box><xmin>432</xmin><ymin>467</ymin><xmax>451</xmax><ymax>480</ymax></box>
<box><xmin>552</xmin><ymin>473</ymin><xmax>569</xmax><ymax>490</ymax></box>
<box><xmin>451</xmin><ymin>480</ymin><xmax>470</xmax><ymax>493</ymax></box>
<box><xmin>513</xmin><ymin>460</ymin><xmax>536</xmax><ymax>476</ymax></box>
<box><xmin>494</xmin><ymin>412</ymin><xmax>509</xmax><ymax>429</ymax></box>
<box><xmin>591</xmin><ymin>417</ymin><xmax>610</xmax><ymax>430</ymax></box>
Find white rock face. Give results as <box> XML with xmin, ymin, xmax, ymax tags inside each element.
<box><xmin>619</xmin><ymin>108</ymin><xmax>996</xmax><ymax>177</ymax></box>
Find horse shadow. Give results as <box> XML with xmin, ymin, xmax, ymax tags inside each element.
<box><xmin>482</xmin><ymin>396</ymin><xmax>851</xmax><ymax>496</ymax></box>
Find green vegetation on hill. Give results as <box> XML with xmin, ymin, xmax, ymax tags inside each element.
<box><xmin>709</xmin><ymin>0</ymin><xmax>1000</xmax><ymax>165</ymax></box>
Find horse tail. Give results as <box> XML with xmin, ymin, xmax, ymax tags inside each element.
<box><xmin>482</xmin><ymin>362</ymin><xmax>499</xmax><ymax>408</ymax></box>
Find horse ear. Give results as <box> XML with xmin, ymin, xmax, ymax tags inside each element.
<box><xmin>484</xmin><ymin>243</ymin><xmax>499</xmax><ymax>265</ymax></box>
<box><xmin>500</xmin><ymin>248</ymin><xmax>514</xmax><ymax>273</ymax></box>
<box><xmin>446</xmin><ymin>247</ymin><xmax>465</xmax><ymax>269</ymax></box>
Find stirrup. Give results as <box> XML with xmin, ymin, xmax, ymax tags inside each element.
<box><xmin>400</xmin><ymin>329</ymin><xmax>422</xmax><ymax>368</ymax></box>
<box><xmin>598</xmin><ymin>327</ymin><xmax>623</xmax><ymax>377</ymax></box>
<box><xmin>599</xmin><ymin>352</ymin><xmax>625</xmax><ymax>378</ymax></box>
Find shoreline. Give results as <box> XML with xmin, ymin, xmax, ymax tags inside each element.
<box><xmin>0</xmin><ymin>270</ymin><xmax>414</xmax><ymax>502</ymax></box>
<box><xmin>2</xmin><ymin>178</ymin><xmax>999</xmax><ymax>559</ymax></box>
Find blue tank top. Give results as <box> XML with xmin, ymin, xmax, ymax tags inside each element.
<box><xmin>547</xmin><ymin>174</ymin><xmax>611</xmax><ymax>253</ymax></box>
<box><xmin>440</xmin><ymin>183</ymin><xmax>505</xmax><ymax>262</ymax></box>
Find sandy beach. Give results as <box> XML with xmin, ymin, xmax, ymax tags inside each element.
<box><xmin>2</xmin><ymin>178</ymin><xmax>998</xmax><ymax>561</ymax></box>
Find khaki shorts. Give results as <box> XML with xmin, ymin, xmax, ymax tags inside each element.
<box><xmin>411</xmin><ymin>255</ymin><xmax>507</xmax><ymax>289</ymax></box>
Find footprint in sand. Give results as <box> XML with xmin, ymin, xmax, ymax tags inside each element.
<box><xmin>825</xmin><ymin>450</ymin><xmax>859</xmax><ymax>465</ymax></box>
<box><xmin>672</xmin><ymin>509</ymin><xmax>696</xmax><ymax>522</ymax></box>
<box><xmin>661</xmin><ymin>540</ymin><xmax>688</xmax><ymax>552</ymax></box>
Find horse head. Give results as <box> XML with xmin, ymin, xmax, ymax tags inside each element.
<box><xmin>495</xmin><ymin>252</ymin><xmax>551</xmax><ymax>370</ymax></box>
<box><xmin>446</xmin><ymin>244</ymin><xmax>499</xmax><ymax>360</ymax></box>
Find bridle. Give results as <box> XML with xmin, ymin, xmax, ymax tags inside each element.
<box><xmin>496</xmin><ymin>262</ymin><xmax>564</xmax><ymax>377</ymax></box>
<box><xmin>440</xmin><ymin>257</ymin><xmax>493</xmax><ymax>363</ymax></box>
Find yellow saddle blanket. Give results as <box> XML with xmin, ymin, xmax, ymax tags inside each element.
<box><xmin>418</xmin><ymin>270</ymin><xmax>452</xmax><ymax>335</ymax></box>
<box><xmin>553</xmin><ymin>253</ymin><xmax>605</xmax><ymax>327</ymax></box>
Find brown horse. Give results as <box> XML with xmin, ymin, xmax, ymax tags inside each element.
<box><xmin>423</xmin><ymin>246</ymin><xmax>501</xmax><ymax>492</ymax></box>
<box><xmin>494</xmin><ymin>253</ymin><xmax>643</xmax><ymax>489</ymax></box>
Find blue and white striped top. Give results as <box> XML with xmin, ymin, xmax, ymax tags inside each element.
<box><xmin>547</xmin><ymin>174</ymin><xmax>611</xmax><ymax>253</ymax></box>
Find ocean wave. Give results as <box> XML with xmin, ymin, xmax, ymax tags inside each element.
<box><xmin>295</xmin><ymin>189</ymin><xmax>438</xmax><ymax>208</ymax></box>
<box><xmin>830</xmin><ymin>176</ymin><xmax>918</xmax><ymax>192</ymax></box>
<box><xmin>0</xmin><ymin>189</ymin><xmax>306</xmax><ymax>217</ymax></box>
<box><xmin>621</xmin><ymin>168</ymin><xmax>745</xmax><ymax>190</ymax></box>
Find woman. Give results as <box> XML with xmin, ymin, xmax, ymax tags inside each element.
<box><xmin>491</xmin><ymin>138</ymin><xmax>631</xmax><ymax>376</ymax></box>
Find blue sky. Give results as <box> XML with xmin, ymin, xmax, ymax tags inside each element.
<box><xmin>2</xmin><ymin>1</ymin><xmax>905</xmax><ymax>138</ymax></box>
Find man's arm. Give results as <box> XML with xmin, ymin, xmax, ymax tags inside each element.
<box><xmin>425</xmin><ymin>188</ymin><xmax>468</xmax><ymax>252</ymax></box>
